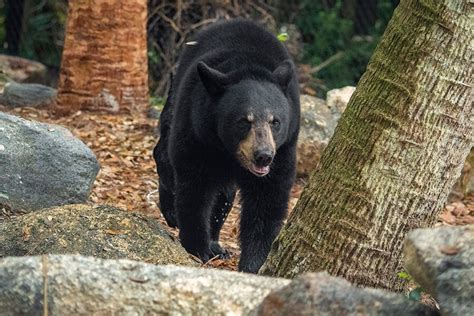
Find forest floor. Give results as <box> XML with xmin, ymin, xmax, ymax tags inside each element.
<box><xmin>2</xmin><ymin>106</ymin><xmax>474</xmax><ymax>272</ymax></box>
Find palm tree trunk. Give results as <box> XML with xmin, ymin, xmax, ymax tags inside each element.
<box><xmin>260</xmin><ymin>0</ymin><xmax>473</xmax><ymax>291</ymax></box>
<box><xmin>55</xmin><ymin>0</ymin><xmax>148</xmax><ymax>114</ymax></box>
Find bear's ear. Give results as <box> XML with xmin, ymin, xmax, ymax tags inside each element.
<box><xmin>197</xmin><ymin>61</ymin><xmax>228</xmax><ymax>95</ymax></box>
<box><xmin>272</xmin><ymin>59</ymin><xmax>294</xmax><ymax>90</ymax></box>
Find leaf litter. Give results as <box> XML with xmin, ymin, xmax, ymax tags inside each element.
<box><xmin>0</xmin><ymin>105</ymin><xmax>472</xmax><ymax>271</ymax></box>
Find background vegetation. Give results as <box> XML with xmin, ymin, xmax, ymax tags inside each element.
<box><xmin>286</xmin><ymin>0</ymin><xmax>399</xmax><ymax>92</ymax></box>
<box><xmin>0</xmin><ymin>0</ymin><xmax>398</xmax><ymax>97</ymax></box>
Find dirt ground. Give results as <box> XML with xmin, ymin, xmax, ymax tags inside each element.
<box><xmin>2</xmin><ymin>106</ymin><xmax>473</xmax><ymax>271</ymax></box>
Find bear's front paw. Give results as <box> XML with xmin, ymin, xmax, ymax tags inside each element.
<box><xmin>185</xmin><ymin>245</ymin><xmax>214</xmax><ymax>263</ymax></box>
<box><xmin>210</xmin><ymin>241</ymin><xmax>230</xmax><ymax>259</ymax></box>
<box><xmin>180</xmin><ymin>236</ymin><xmax>213</xmax><ymax>263</ymax></box>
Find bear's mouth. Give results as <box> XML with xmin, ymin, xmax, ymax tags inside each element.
<box><xmin>237</xmin><ymin>151</ymin><xmax>271</xmax><ymax>177</ymax></box>
<box><xmin>249</xmin><ymin>163</ymin><xmax>270</xmax><ymax>177</ymax></box>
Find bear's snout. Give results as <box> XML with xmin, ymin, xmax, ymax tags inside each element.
<box><xmin>236</xmin><ymin>121</ymin><xmax>277</xmax><ymax>177</ymax></box>
<box><xmin>254</xmin><ymin>149</ymin><xmax>273</xmax><ymax>167</ymax></box>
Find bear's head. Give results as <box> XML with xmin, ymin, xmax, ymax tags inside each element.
<box><xmin>197</xmin><ymin>60</ymin><xmax>294</xmax><ymax>177</ymax></box>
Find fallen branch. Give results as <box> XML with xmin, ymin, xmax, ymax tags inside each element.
<box><xmin>309</xmin><ymin>51</ymin><xmax>345</xmax><ymax>74</ymax></box>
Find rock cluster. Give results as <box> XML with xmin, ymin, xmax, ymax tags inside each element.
<box><xmin>0</xmin><ymin>255</ymin><xmax>288</xmax><ymax>315</ymax></box>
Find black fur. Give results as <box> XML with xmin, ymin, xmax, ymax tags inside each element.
<box><xmin>153</xmin><ymin>19</ymin><xmax>300</xmax><ymax>273</ymax></box>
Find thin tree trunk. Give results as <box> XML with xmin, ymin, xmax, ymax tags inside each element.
<box><xmin>260</xmin><ymin>0</ymin><xmax>472</xmax><ymax>291</ymax></box>
<box><xmin>5</xmin><ymin>0</ymin><xmax>24</xmax><ymax>55</ymax></box>
<box><xmin>55</xmin><ymin>0</ymin><xmax>148</xmax><ymax>114</ymax></box>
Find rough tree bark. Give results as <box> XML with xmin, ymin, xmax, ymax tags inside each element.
<box><xmin>55</xmin><ymin>0</ymin><xmax>148</xmax><ymax>114</ymax></box>
<box><xmin>260</xmin><ymin>0</ymin><xmax>473</xmax><ymax>291</ymax></box>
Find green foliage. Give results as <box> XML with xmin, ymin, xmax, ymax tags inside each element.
<box><xmin>295</xmin><ymin>0</ymin><xmax>398</xmax><ymax>94</ymax></box>
<box><xmin>298</xmin><ymin>1</ymin><xmax>352</xmax><ymax>63</ymax></box>
<box><xmin>0</xmin><ymin>0</ymin><xmax>67</xmax><ymax>68</ymax></box>
<box><xmin>397</xmin><ymin>271</ymin><xmax>413</xmax><ymax>281</ymax></box>
<box><xmin>277</xmin><ymin>32</ymin><xmax>289</xmax><ymax>42</ymax></box>
<box><xmin>147</xmin><ymin>46</ymin><xmax>160</xmax><ymax>66</ymax></box>
<box><xmin>150</xmin><ymin>96</ymin><xmax>165</xmax><ymax>110</ymax></box>
<box><xmin>19</xmin><ymin>11</ymin><xmax>62</xmax><ymax>66</ymax></box>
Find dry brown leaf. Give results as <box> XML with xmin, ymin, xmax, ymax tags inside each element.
<box><xmin>439</xmin><ymin>211</ymin><xmax>457</xmax><ymax>225</ymax></box>
<box><xmin>3</xmin><ymin>105</ymin><xmax>473</xmax><ymax>273</ymax></box>
<box><xmin>462</xmin><ymin>215</ymin><xmax>474</xmax><ymax>225</ymax></box>
<box><xmin>22</xmin><ymin>225</ymin><xmax>31</xmax><ymax>241</ymax></box>
<box><xmin>104</xmin><ymin>229</ymin><xmax>130</xmax><ymax>235</ymax></box>
<box><xmin>128</xmin><ymin>277</ymin><xmax>150</xmax><ymax>283</ymax></box>
<box><xmin>439</xmin><ymin>246</ymin><xmax>461</xmax><ymax>256</ymax></box>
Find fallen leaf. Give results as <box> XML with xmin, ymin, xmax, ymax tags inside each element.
<box><xmin>462</xmin><ymin>215</ymin><xmax>474</xmax><ymax>224</ymax></box>
<box><xmin>128</xmin><ymin>277</ymin><xmax>150</xmax><ymax>283</ymax></box>
<box><xmin>440</xmin><ymin>246</ymin><xmax>460</xmax><ymax>255</ymax></box>
<box><xmin>8</xmin><ymin>105</ymin><xmax>472</xmax><ymax>274</ymax></box>
<box><xmin>22</xmin><ymin>225</ymin><xmax>31</xmax><ymax>241</ymax></box>
<box><xmin>439</xmin><ymin>211</ymin><xmax>456</xmax><ymax>225</ymax></box>
<box><xmin>120</xmin><ymin>218</ymin><xmax>132</xmax><ymax>227</ymax></box>
<box><xmin>58</xmin><ymin>238</ymin><xmax>68</xmax><ymax>247</ymax></box>
<box><xmin>104</xmin><ymin>229</ymin><xmax>130</xmax><ymax>235</ymax></box>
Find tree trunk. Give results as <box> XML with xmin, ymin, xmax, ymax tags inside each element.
<box><xmin>5</xmin><ymin>0</ymin><xmax>24</xmax><ymax>55</ymax></box>
<box><xmin>260</xmin><ymin>0</ymin><xmax>473</xmax><ymax>291</ymax></box>
<box><xmin>55</xmin><ymin>0</ymin><xmax>148</xmax><ymax>115</ymax></box>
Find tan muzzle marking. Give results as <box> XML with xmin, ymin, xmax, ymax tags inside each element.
<box><xmin>237</xmin><ymin>123</ymin><xmax>275</xmax><ymax>166</ymax></box>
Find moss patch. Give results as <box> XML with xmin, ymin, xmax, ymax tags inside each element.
<box><xmin>0</xmin><ymin>204</ymin><xmax>198</xmax><ymax>266</ymax></box>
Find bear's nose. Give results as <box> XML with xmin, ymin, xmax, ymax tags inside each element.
<box><xmin>254</xmin><ymin>149</ymin><xmax>273</xmax><ymax>167</ymax></box>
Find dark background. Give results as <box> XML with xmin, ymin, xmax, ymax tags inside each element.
<box><xmin>0</xmin><ymin>0</ymin><xmax>399</xmax><ymax>97</ymax></box>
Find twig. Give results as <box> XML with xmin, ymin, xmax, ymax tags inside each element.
<box><xmin>310</xmin><ymin>51</ymin><xmax>345</xmax><ymax>74</ymax></box>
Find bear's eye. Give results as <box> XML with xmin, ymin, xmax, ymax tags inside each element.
<box><xmin>270</xmin><ymin>118</ymin><xmax>280</xmax><ymax>128</ymax></box>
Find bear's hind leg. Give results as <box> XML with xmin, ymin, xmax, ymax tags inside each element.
<box><xmin>153</xmin><ymin>135</ymin><xmax>178</xmax><ymax>227</ymax></box>
<box><xmin>158</xmin><ymin>179</ymin><xmax>177</xmax><ymax>227</ymax></box>
<box><xmin>153</xmin><ymin>95</ymin><xmax>178</xmax><ymax>228</ymax></box>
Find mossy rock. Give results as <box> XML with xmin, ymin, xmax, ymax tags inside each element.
<box><xmin>0</xmin><ymin>204</ymin><xmax>197</xmax><ymax>266</ymax></box>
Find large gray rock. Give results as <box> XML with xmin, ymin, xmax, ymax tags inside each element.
<box><xmin>297</xmin><ymin>95</ymin><xmax>332</xmax><ymax>175</ymax></box>
<box><xmin>297</xmin><ymin>87</ymin><xmax>355</xmax><ymax>175</ymax></box>
<box><xmin>404</xmin><ymin>225</ymin><xmax>474</xmax><ymax>316</ymax></box>
<box><xmin>0</xmin><ymin>255</ymin><xmax>289</xmax><ymax>315</ymax></box>
<box><xmin>256</xmin><ymin>272</ymin><xmax>436</xmax><ymax>316</ymax></box>
<box><xmin>326</xmin><ymin>86</ymin><xmax>355</xmax><ymax>114</ymax></box>
<box><xmin>0</xmin><ymin>204</ymin><xmax>197</xmax><ymax>266</ymax></box>
<box><xmin>0</xmin><ymin>112</ymin><xmax>99</xmax><ymax>211</ymax></box>
<box><xmin>297</xmin><ymin>89</ymin><xmax>352</xmax><ymax>175</ymax></box>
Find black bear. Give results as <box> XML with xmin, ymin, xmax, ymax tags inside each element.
<box><xmin>153</xmin><ymin>19</ymin><xmax>300</xmax><ymax>273</ymax></box>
